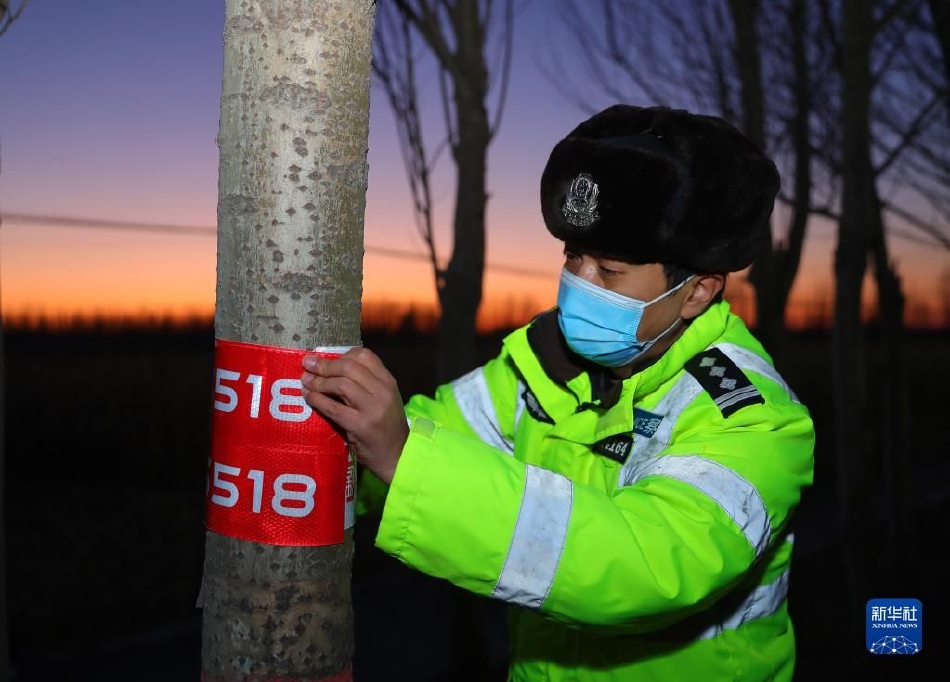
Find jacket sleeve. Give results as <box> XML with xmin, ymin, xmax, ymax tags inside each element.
<box><xmin>357</xmin><ymin>350</ymin><xmax>522</xmax><ymax>517</ymax></box>
<box><xmin>405</xmin><ymin>350</ymin><xmax>522</xmax><ymax>449</ymax></box>
<box><xmin>375</xmin><ymin>399</ymin><xmax>814</xmax><ymax>635</ymax></box>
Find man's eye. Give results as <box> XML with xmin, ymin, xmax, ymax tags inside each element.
<box><xmin>599</xmin><ymin>265</ymin><xmax>620</xmax><ymax>276</ymax></box>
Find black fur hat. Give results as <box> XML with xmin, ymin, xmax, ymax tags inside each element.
<box><xmin>540</xmin><ymin>104</ymin><xmax>780</xmax><ymax>273</ymax></box>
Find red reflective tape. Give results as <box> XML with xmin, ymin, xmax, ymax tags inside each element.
<box><xmin>201</xmin><ymin>666</ymin><xmax>353</xmax><ymax>682</ymax></box>
<box><xmin>206</xmin><ymin>339</ymin><xmax>357</xmax><ymax>546</ymax></box>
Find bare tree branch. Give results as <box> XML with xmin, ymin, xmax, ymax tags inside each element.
<box><xmin>882</xmin><ymin>199</ymin><xmax>950</xmax><ymax>248</ymax></box>
<box><xmin>890</xmin><ymin>137</ymin><xmax>950</xmax><ymax>186</ymax></box>
<box><xmin>870</xmin><ymin>11</ymin><xmax>914</xmax><ymax>87</ymax></box>
<box><xmin>439</xmin><ymin>61</ymin><xmax>458</xmax><ymax>153</ymax></box>
<box><xmin>487</xmin><ymin>0</ymin><xmax>514</xmax><ymax>137</ymax></box>
<box><xmin>0</xmin><ymin>0</ymin><xmax>28</xmax><ymax>38</ymax></box>
<box><xmin>373</xmin><ymin>0</ymin><xmax>517</xmax><ymax>384</ymax></box>
<box><xmin>873</xmin><ymin>91</ymin><xmax>943</xmax><ymax>176</ymax></box>
<box><xmin>373</xmin><ymin>4</ymin><xmax>443</xmax><ymax>280</ymax></box>
<box><xmin>395</xmin><ymin>0</ymin><xmax>461</xmax><ymax>81</ymax></box>
<box><xmin>816</xmin><ymin>0</ymin><xmax>843</xmax><ymax>69</ymax></box>
<box><xmin>799</xmin><ymin>195</ymin><xmax>949</xmax><ymax>248</ymax></box>
<box><xmin>700</xmin><ymin>1</ymin><xmax>737</xmax><ymax>123</ymax></box>
<box><xmin>872</xmin><ymin>0</ymin><xmax>923</xmax><ymax>36</ymax></box>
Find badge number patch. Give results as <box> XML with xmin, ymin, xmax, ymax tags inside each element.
<box><xmin>593</xmin><ymin>434</ymin><xmax>633</xmax><ymax>464</ymax></box>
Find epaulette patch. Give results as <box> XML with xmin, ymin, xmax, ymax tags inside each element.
<box><xmin>685</xmin><ymin>347</ymin><xmax>764</xmax><ymax>417</ymax></box>
<box><xmin>522</xmin><ymin>387</ymin><xmax>554</xmax><ymax>424</ymax></box>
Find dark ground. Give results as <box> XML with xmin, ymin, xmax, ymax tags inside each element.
<box><xmin>3</xmin><ymin>323</ymin><xmax>947</xmax><ymax>681</ymax></box>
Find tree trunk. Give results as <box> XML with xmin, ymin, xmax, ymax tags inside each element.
<box><xmin>438</xmin><ymin>95</ymin><xmax>490</xmax><ymax>382</ymax></box>
<box><xmin>870</xmin><ymin>200</ymin><xmax>911</xmax><ymax>581</ymax></box>
<box><xmin>929</xmin><ymin>0</ymin><xmax>950</xmax><ymax>111</ymax></box>
<box><xmin>833</xmin><ymin>0</ymin><xmax>874</xmax><ymax>623</ymax></box>
<box><xmin>201</xmin><ymin>1</ymin><xmax>375</xmax><ymax>679</ymax></box>
<box><xmin>433</xmin><ymin>0</ymin><xmax>492</xmax><ymax>384</ymax></box>
<box><xmin>728</xmin><ymin>0</ymin><xmax>782</xmax><ymax>358</ymax></box>
<box><xmin>727</xmin><ymin>0</ymin><xmax>765</xmax><ymax>148</ymax></box>
<box><xmin>773</xmin><ymin>0</ymin><xmax>812</xmax><ymax>338</ymax></box>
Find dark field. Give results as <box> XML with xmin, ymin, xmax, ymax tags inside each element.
<box><xmin>3</xmin><ymin>323</ymin><xmax>947</xmax><ymax>680</ymax></box>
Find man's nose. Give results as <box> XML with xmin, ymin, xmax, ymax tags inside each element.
<box><xmin>576</xmin><ymin>257</ymin><xmax>602</xmax><ymax>285</ymax></box>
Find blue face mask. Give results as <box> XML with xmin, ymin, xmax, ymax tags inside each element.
<box><xmin>557</xmin><ymin>268</ymin><xmax>694</xmax><ymax>368</ymax></box>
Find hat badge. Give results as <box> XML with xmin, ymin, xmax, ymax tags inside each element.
<box><xmin>562</xmin><ymin>173</ymin><xmax>600</xmax><ymax>227</ymax></box>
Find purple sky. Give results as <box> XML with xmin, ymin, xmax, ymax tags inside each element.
<box><xmin>0</xmin><ymin>0</ymin><xmax>944</xmax><ymax>327</ymax></box>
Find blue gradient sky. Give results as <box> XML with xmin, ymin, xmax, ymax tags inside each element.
<box><xmin>1</xmin><ymin>0</ymin><xmax>945</xmax><ymax>328</ymax></box>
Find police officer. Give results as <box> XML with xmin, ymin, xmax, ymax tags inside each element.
<box><xmin>301</xmin><ymin>104</ymin><xmax>815</xmax><ymax>681</ymax></box>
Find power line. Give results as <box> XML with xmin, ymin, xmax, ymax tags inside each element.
<box><xmin>4</xmin><ymin>213</ymin><xmax>215</xmax><ymax>237</ymax></box>
<box><xmin>2</xmin><ymin>212</ymin><xmax>554</xmax><ymax>279</ymax></box>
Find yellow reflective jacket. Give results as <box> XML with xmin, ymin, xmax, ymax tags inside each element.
<box><xmin>369</xmin><ymin>301</ymin><xmax>815</xmax><ymax>681</ymax></box>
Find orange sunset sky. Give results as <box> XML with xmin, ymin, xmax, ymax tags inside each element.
<box><xmin>1</xmin><ymin>2</ymin><xmax>947</xmax><ymax>331</ymax></box>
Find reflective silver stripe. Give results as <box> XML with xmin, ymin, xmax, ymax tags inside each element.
<box><xmin>650</xmin><ymin>375</ymin><xmax>703</xmax><ymax>445</ymax></box>
<box><xmin>492</xmin><ymin>465</ymin><xmax>573</xmax><ymax>609</ymax></box>
<box><xmin>623</xmin><ymin>455</ymin><xmax>771</xmax><ymax>556</ymax></box>
<box><xmin>697</xmin><ymin>571</ymin><xmax>789</xmax><ymax>640</ymax></box>
<box><xmin>451</xmin><ymin>368</ymin><xmax>514</xmax><ymax>454</ymax></box>
<box><xmin>716</xmin><ymin>342</ymin><xmax>800</xmax><ymax>403</ymax></box>
<box><xmin>622</xmin><ymin>373</ymin><xmax>704</xmax><ymax>475</ymax></box>
<box><xmin>715</xmin><ymin>385</ymin><xmax>760</xmax><ymax>411</ymax></box>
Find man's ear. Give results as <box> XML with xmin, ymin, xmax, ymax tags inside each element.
<box><xmin>680</xmin><ymin>274</ymin><xmax>725</xmax><ymax>320</ymax></box>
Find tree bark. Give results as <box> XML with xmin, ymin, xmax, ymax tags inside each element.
<box><xmin>834</xmin><ymin>0</ymin><xmax>874</xmax><ymax>622</ymax></box>
<box><xmin>201</xmin><ymin>1</ymin><xmax>375</xmax><ymax>679</ymax></box>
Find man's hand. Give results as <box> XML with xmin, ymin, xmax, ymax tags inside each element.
<box><xmin>301</xmin><ymin>348</ymin><xmax>409</xmax><ymax>485</ymax></box>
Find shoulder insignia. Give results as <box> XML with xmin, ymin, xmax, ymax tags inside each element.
<box><xmin>522</xmin><ymin>387</ymin><xmax>554</xmax><ymax>424</ymax></box>
<box><xmin>685</xmin><ymin>347</ymin><xmax>764</xmax><ymax>417</ymax></box>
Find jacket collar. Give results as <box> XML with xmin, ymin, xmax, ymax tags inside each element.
<box><xmin>525</xmin><ymin>309</ymin><xmax>625</xmax><ymax>408</ymax></box>
<box><xmin>504</xmin><ymin>301</ymin><xmax>732</xmax><ymax>418</ymax></box>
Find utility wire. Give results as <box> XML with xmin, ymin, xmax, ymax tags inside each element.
<box><xmin>2</xmin><ymin>212</ymin><xmax>554</xmax><ymax>279</ymax></box>
<box><xmin>5</xmin><ymin>213</ymin><xmax>215</xmax><ymax>237</ymax></box>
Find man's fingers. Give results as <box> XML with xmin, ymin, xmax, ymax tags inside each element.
<box><xmin>303</xmin><ymin>348</ymin><xmax>396</xmax><ymax>394</ymax></box>
<box><xmin>303</xmin><ymin>387</ymin><xmax>360</xmax><ymax>431</ymax></box>
<box><xmin>303</xmin><ymin>348</ymin><xmax>392</xmax><ymax>384</ymax></box>
<box><xmin>302</xmin><ymin>352</ymin><xmax>385</xmax><ymax>391</ymax></box>
<box><xmin>301</xmin><ymin>373</ymin><xmax>373</xmax><ymax>410</ymax></box>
